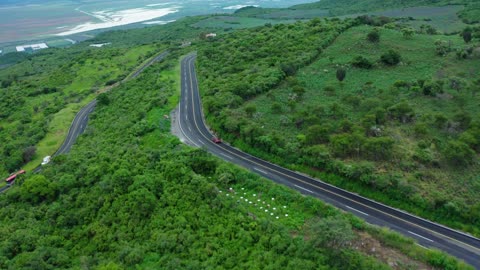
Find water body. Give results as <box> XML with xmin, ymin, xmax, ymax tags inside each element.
<box><xmin>0</xmin><ymin>0</ymin><xmax>317</xmax><ymax>43</ymax></box>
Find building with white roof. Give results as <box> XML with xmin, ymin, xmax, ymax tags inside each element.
<box><xmin>16</xmin><ymin>43</ymin><xmax>48</xmax><ymax>52</ymax></box>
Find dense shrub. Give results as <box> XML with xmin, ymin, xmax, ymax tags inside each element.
<box><xmin>367</xmin><ymin>30</ymin><xmax>380</xmax><ymax>43</ymax></box>
<box><xmin>351</xmin><ymin>56</ymin><xmax>373</xmax><ymax>69</ymax></box>
<box><xmin>380</xmin><ymin>50</ymin><xmax>401</xmax><ymax>65</ymax></box>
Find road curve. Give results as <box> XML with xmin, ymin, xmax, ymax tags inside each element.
<box><xmin>54</xmin><ymin>100</ymin><xmax>97</xmax><ymax>156</ymax></box>
<box><xmin>55</xmin><ymin>51</ymin><xmax>171</xmax><ymax>157</ymax></box>
<box><xmin>177</xmin><ymin>53</ymin><xmax>480</xmax><ymax>269</ymax></box>
<box><xmin>128</xmin><ymin>51</ymin><xmax>170</xmax><ymax>80</ymax></box>
<box><xmin>0</xmin><ymin>185</ymin><xmax>11</xmax><ymax>193</ymax></box>
<box><xmin>31</xmin><ymin>50</ymin><xmax>170</xmax><ymax>172</ymax></box>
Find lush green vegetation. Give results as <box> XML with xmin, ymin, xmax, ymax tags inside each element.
<box><xmin>2</xmin><ymin>53</ymin><xmax>464</xmax><ymax>270</ymax></box>
<box><xmin>293</xmin><ymin>0</ymin><xmax>478</xmax><ymax>19</ymax></box>
<box><xmin>197</xmin><ymin>17</ymin><xmax>480</xmax><ymax>236</ymax></box>
<box><xmin>0</xmin><ymin>2</ymin><xmax>477</xmax><ymax>268</ymax></box>
<box><xmin>198</xmin><ymin>19</ymin><xmax>353</xmax><ymax>113</ymax></box>
<box><xmin>192</xmin><ymin>16</ymin><xmax>291</xmax><ymax>30</ymax></box>
<box><xmin>235</xmin><ymin>0</ymin><xmax>479</xmax><ymax>33</ymax></box>
<box><xmin>0</xmin><ymin>42</ymin><xmax>163</xmax><ymax>178</ymax></box>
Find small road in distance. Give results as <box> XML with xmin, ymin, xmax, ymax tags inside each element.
<box><xmin>31</xmin><ymin>50</ymin><xmax>170</xmax><ymax>172</ymax></box>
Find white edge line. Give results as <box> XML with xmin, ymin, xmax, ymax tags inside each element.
<box><xmin>408</xmin><ymin>231</ymin><xmax>434</xmax><ymax>242</ymax></box>
<box><xmin>183</xmin><ymin>55</ymin><xmax>480</xmax><ymax>248</ymax></box>
<box><xmin>294</xmin><ymin>184</ymin><xmax>314</xmax><ymax>194</ymax></box>
<box><xmin>416</xmin><ymin>243</ymin><xmax>429</xmax><ymax>249</ymax></box>
<box><xmin>346</xmin><ymin>205</ymin><xmax>369</xmax><ymax>216</ymax></box>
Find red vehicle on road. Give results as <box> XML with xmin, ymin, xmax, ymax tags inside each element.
<box><xmin>212</xmin><ymin>137</ymin><xmax>222</xmax><ymax>144</ymax></box>
<box><xmin>5</xmin><ymin>169</ymin><xmax>26</xmax><ymax>183</ymax></box>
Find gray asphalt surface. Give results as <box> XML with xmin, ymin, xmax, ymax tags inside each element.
<box><xmin>54</xmin><ymin>100</ymin><xmax>97</xmax><ymax>156</ymax></box>
<box><xmin>177</xmin><ymin>53</ymin><xmax>480</xmax><ymax>269</ymax></box>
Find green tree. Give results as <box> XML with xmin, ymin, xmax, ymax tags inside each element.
<box><xmin>245</xmin><ymin>104</ymin><xmax>257</xmax><ymax>117</ymax></box>
<box><xmin>363</xmin><ymin>137</ymin><xmax>395</xmax><ymax>161</ymax></box>
<box><xmin>271</xmin><ymin>102</ymin><xmax>282</xmax><ymax>113</ymax></box>
<box><xmin>351</xmin><ymin>56</ymin><xmax>373</xmax><ymax>69</ymax></box>
<box><xmin>306</xmin><ymin>216</ymin><xmax>355</xmax><ymax>250</ymax></box>
<box><xmin>306</xmin><ymin>125</ymin><xmax>330</xmax><ymax>145</ymax></box>
<box><xmin>367</xmin><ymin>30</ymin><xmax>380</xmax><ymax>43</ymax></box>
<box><xmin>443</xmin><ymin>140</ymin><xmax>475</xmax><ymax>166</ymax></box>
<box><xmin>434</xmin><ymin>40</ymin><xmax>451</xmax><ymax>56</ymax></box>
<box><xmin>292</xmin><ymin>85</ymin><xmax>306</xmax><ymax>98</ymax></box>
<box><xmin>97</xmin><ymin>93</ymin><xmax>110</xmax><ymax>106</ymax></box>
<box><xmin>20</xmin><ymin>175</ymin><xmax>58</xmax><ymax>203</ymax></box>
<box><xmin>380</xmin><ymin>50</ymin><xmax>401</xmax><ymax>66</ymax></box>
<box><xmin>330</xmin><ymin>133</ymin><xmax>364</xmax><ymax>158</ymax></box>
<box><xmin>462</xmin><ymin>28</ymin><xmax>472</xmax><ymax>43</ymax></box>
<box><xmin>22</xmin><ymin>146</ymin><xmax>36</xmax><ymax>163</ymax></box>
<box><xmin>402</xmin><ymin>28</ymin><xmax>415</xmax><ymax>39</ymax></box>
<box><xmin>336</xmin><ymin>68</ymin><xmax>346</xmax><ymax>82</ymax></box>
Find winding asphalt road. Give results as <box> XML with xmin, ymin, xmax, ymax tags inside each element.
<box><xmin>54</xmin><ymin>51</ymin><xmax>170</xmax><ymax>157</ymax></box>
<box><xmin>30</xmin><ymin>51</ymin><xmax>169</xmax><ymax>172</ymax></box>
<box><xmin>177</xmin><ymin>53</ymin><xmax>480</xmax><ymax>269</ymax></box>
<box><xmin>3</xmin><ymin>51</ymin><xmax>169</xmax><ymax>190</ymax></box>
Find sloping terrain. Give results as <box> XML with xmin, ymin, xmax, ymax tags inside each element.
<box><xmin>197</xmin><ymin>18</ymin><xmax>480</xmax><ymax>235</ymax></box>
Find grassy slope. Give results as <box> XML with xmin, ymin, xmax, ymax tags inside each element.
<box><xmin>0</xmin><ymin>51</ymin><xmax>470</xmax><ymax>270</ymax></box>
<box><xmin>0</xmin><ymin>44</ymin><xmax>159</xmax><ymax>178</ymax></box>
<box><xmin>293</xmin><ymin>0</ymin><xmax>480</xmax><ymax>25</ymax></box>
<box><xmin>235</xmin><ymin>1</ymin><xmax>476</xmax><ymax>33</ymax></box>
<box><xmin>191</xmin><ymin>16</ymin><xmax>292</xmax><ymax>29</ymax></box>
<box><xmin>235</xmin><ymin>25</ymin><xmax>480</xmax><ymax>233</ymax></box>
<box><xmin>292</xmin><ymin>0</ymin><xmax>459</xmax><ymax>15</ymax></box>
<box><xmin>23</xmin><ymin>46</ymin><xmax>168</xmax><ymax>172</ymax></box>
<box><xmin>1</xmin><ymin>15</ymin><xmax>217</xmax><ymax>178</ymax></box>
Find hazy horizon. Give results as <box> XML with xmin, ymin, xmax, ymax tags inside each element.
<box><xmin>0</xmin><ymin>0</ymin><xmax>317</xmax><ymax>44</ymax></box>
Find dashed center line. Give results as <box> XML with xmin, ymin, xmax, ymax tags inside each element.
<box><xmin>345</xmin><ymin>206</ymin><xmax>369</xmax><ymax>216</ymax></box>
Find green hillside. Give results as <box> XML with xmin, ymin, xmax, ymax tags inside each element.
<box><xmin>0</xmin><ymin>2</ymin><xmax>478</xmax><ymax>269</ymax></box>
<box><xmin>0</xmin><ymin>43</ymin><xmax>162</xmax><ymax>177</ymax></box>
<box><xmin>2</xmin><ymin>51</ymin><xmax>467</xmax><ymax>270</ymax></box>
<box><xmin>293</xmin><ymin>0</ymin><xmax>479</xmax><ymax>21</ymax></box>
<box><xmin>0</xmin><ymin>15</ymin><xmax>220</xmax><ymax>179</ymax></box>
<box><xmin>197</xmin><ymin>17</ymin><xmax>480</xmax><ymax>236</ymax></box>
<box><xmin>235</xmin><ymin>0</ymin><xmax>479</xmax><ymax>33</ymax></box>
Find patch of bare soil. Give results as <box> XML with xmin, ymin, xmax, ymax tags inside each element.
<box><xmin>353</xmin><ymin>231</ymin><xmax>432</xmax><ymax>270</ymax></box>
